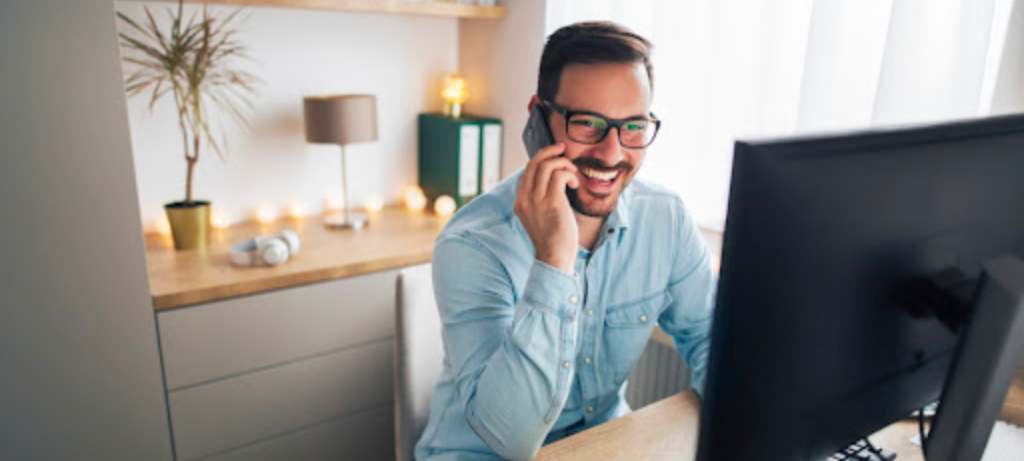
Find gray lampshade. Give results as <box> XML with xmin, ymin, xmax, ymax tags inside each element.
<box><xmin>303</xmin><ymin>94</ymin><xmax>378</xmax><ymax>145</ymax></box>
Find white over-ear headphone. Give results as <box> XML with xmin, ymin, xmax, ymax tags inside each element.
<box><xmin>229</xmin><ymin>229</ymin><xmax>301</xmax><ymax>267</ymax></box>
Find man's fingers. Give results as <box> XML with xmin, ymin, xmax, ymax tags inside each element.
<box><xmin>548</xmin><ymin>169</ymin><xmax>579</xmax><ymax>203</ymax></box>
<box><xmin>534</xmin><ymin>142</ymin><xmax>567</xmax><ymax>161</ymax></box>
<box><xmin>522</xmin><ymin>143</ymin><xmax>565</xmax><ymax>195</ymax></box>
<box><xmin>534</xmin><ymin>157</ymin><xmax>578</xmax><ymax>201</ymax></box>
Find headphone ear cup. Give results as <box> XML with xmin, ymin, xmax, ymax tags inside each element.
<box><xmin>278</xmin><ymin>229</ymin><xmax>301</xmax><ymax>256</ymax></box>
<box><xmin>257</xmin><ymin>237</ymin><xmax>289</xmax><ymax>266</ymax></box>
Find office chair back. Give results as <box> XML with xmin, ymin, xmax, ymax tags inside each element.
<box><xmin>395</xmin><ymin>264</ymin><xmax>445</xmax><ymax>461</ymax></box>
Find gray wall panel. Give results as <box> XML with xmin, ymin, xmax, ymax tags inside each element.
<box><xmin>0</xmin><ymin>1</ymin><xmax>173</xmax><ymax>460</ymax></box>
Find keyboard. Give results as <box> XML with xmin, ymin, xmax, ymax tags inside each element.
<box><xmin>821</xmin><ymin>439</ymin><xmax>897</xmax><ymax>461</ymax></box>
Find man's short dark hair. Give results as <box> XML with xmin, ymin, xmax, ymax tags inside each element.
<box><xmin>538</xmin><ymin>21</ymin><xmax>654</xmax><ymax>103</ymax></box>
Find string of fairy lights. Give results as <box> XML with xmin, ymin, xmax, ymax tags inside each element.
<box><xmin>149</xmin><ymin>186</ymin><xmax>456</xmax><ymax>236</ymax></box>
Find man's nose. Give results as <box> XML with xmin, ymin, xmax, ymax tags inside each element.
<box><xmin>591</xmin><ymin>126</ymin><xmax>625</xmax><ymax>166</ymax></box>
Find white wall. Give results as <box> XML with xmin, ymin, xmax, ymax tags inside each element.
<box><xmin>990</xmin><ymin>0</ymin><xmax>1024</xmax><ymax>115</ymax></box>
<box><xmin>0</xmin><ymin>1</ymin><xmax>173</xmax><ymax>459</ymax></box>
<box><xmin>119</xmin><ymin>2</ymin><xmax>458</xmax><ymax>228</ymax></box>
<box><xmin>459</xmin><ymin>0</ymin><xmax>549</xmax><ymax>177</ymax></box>
<box><xmin>872</xmin><ymin>0</ymin><xmax>1001</xmax><ymax>125</ymax></box>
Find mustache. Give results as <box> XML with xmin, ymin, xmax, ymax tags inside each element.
<box><xmin>571</xmin><ymin>157</ymin><xmax>633</xmax><ymax>173</ymax></box>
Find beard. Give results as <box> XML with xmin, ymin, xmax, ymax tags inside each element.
<box><xmin>566</xmin><ymin>157</ymin><xmax>635</xmax><ymax>218</ymax></box>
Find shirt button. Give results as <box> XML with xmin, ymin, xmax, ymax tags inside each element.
<box><xmin>563</xmin><ymin>361</ymin><xmax>570</xmax><ymax>369</ymax></box>
<box><xmin>584</xmin><ymin>357</ymin><xmax>591</xmax><ymax>364</ymax></box>
<box><xmin>569</xmin><ymin>295</ymin><xmax>579</xmax><ymax>304</ymax></box>
<box><xmin>573</xmin><ymin>272</ymin><xmax>579</xmax><ymax>279</ymax></box>
<box><xmin>639</xmin><ymin>315</ymin><xmax>648</xmax><ymax>323</ymax></box>
<box><xmin>587</xmin><ymin>310</ymin><xmax>594</xmax><ymax>317</ymax></box>
<box><xmin>587</xmin><ymin>406</ymin><xmax>594</xmax><ymax>413</ymax></box>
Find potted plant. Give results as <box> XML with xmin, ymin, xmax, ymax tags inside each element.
<box><xmin>117</xmin><ymin>0</ymin><xmax>257</xmax><ymax>249</ymax></box>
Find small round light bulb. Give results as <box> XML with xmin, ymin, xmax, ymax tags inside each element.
<box><xmin>434</xmin><ymin>195</ymin><xmax>457</xmax><ymax>217</ymax></box>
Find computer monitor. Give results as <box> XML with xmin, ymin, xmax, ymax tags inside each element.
<box><xmin>695</xmin><ymin>114</ymin><xmax>1024</xmax><ymax>461</ymax></box>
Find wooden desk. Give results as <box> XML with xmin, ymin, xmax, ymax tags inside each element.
<box><xmin>534</xmin><ymin>391</ymin><xmax>925</xmax><ymax>461</ymax></box>
<box><xmin>537</xmin><ymin>374</ymin><xmax>1024</xmax><ymax>461</ymax></box>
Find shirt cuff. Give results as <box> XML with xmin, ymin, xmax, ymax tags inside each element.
<box><xmin>522</xmin><ymin>259</ymin><xmax>583</xmax><ymax>319</ymax></box>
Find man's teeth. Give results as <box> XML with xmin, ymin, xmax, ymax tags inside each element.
<box><xmin>581</xmin><ymin>168</ymin><xmax>619</xmax><ymax>181</ymax></box>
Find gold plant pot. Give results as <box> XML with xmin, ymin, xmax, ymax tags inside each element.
<box><xmin>165</xmin><ymin>201</ymin><xmax>211</xmax><ymax>250</ymax></box>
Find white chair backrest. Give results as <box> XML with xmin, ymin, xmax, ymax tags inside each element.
<box><xmin>394</xmin><ymin>264</ymin><xmax>445</xmax><ymax>461</ymax></box>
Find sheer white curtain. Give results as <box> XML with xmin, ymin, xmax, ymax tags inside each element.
<box><xmin>546</xmin><ymin>0</ymin><xmax>1016</xmax><ymax>229</ymax></box>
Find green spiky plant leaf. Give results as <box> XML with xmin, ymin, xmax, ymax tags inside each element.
<box><xmin>117</xmin><ymin>0</ymin><xmax>258</xmax><ymax>204</ymax></box>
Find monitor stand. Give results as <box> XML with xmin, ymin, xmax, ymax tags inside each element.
<box><xmin>925</xmin><ymin>255</ymin><xmax>1024</xmax><ymax>461</ymax></box>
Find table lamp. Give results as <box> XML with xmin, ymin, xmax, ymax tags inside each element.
<box><xmin>441</xmin><ymin>73</ymin><xmax>469</xmax><ymax>118</ymax></box>
<box><xmin>303</xmin><ymin>94</ymin><xmax>378</xmax><ymax>230</ymax></box>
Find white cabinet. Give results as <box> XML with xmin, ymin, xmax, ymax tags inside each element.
<box><xmin>157</xmin><ymin>269</ymin><xmax>400</xmax><ymax>461</ymax></box>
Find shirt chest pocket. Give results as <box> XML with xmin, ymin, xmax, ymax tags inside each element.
<box><xmin>601</xmin><ymin>290</ymin><xmax>673</xmax><ymax>386</ymax></box>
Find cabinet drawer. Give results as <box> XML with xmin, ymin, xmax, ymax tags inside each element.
<box><xmin>201</xmin><ymin>404</ymin><xmax>394</xmax><ymax>461</ymax></box>
<box><xmin>158</xmin><ymin>269</ymin><xmax>398</xmax><ymax>390</ymax></box>
<box><xmin>169</xmin><ymin>339</ymin><xmax>394</xmax><ymax>461</ymax></box>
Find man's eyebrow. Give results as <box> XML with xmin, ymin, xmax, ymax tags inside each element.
<box><xmin>573</xmin><ymin>107</ymin><xmax>650</xmax><ymax>120</ymax></box>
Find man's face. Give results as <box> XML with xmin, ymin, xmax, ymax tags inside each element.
<box><xmin>548</xmin><ymin>61</ymin><xmax>652</xmax><ymax>218</ymax></box>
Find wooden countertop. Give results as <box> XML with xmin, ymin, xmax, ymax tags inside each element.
<box><xmin>534</xmin><ymin>389</ymin><xmax>1023</xmax><ymax>461</ymax></box>
<box><xmin>144</xmin><ymin>207</ymin><xmax>446</xmax><ymax>310</ymax></box>
<box><xmin>532</xmin><ymin>391</ymin><xmax>929</xmax><ymax>461</ymax></box>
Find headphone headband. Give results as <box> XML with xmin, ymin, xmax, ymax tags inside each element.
<box><xmin>229</xmin><ymin>230</ymin><xmax>302</xmax><ymax>267</ymax></box>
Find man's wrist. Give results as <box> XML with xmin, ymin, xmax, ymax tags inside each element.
<box><xmin>536</xmin><ymin>252</ymin><xmax>574</xmax><ymax>276</ymax></box>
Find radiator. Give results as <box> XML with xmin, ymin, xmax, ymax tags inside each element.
<box><xmin>625</xmin><ymin>336</ymin><xmax>692</xmax><ymax>409</ymax></box>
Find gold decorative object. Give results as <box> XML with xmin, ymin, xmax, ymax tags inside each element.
<box><xmin>165</xmin><ymin>201</ymin><xmax>211</xmax><ymax>250</ymax></box>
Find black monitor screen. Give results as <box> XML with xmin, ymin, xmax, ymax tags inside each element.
<box><xmin>696</xmin><ymin>114</ymin><xmax>1024</xmax><ymax>461</ymax></box>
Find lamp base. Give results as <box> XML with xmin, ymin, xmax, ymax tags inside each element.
<box><xmin>324</xmin><ymin>212</ymin><xmax>369</xmax><ymax>230</ymax></box>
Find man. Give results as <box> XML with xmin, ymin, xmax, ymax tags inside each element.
<box><xmin>415</xmin><ymin>22</ymin><xmax>717</xmax><ymax>461</ymax></box>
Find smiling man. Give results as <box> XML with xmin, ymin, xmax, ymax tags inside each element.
<box><xmin>415</xmin><ymin>22</ymin><xmax>717</xmax><ymax>461</ymax></box>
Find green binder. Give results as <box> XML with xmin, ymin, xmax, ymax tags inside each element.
<box><xmin>418</xmin><ymin>113</ymin><xmax>504</xmax><ymax>208</ymax></box>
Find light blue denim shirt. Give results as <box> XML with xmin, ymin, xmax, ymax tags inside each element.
<box><xmin>415</xmin><ymin>168</ymin><xmax>716</xmax><ymax>461</ymax></box>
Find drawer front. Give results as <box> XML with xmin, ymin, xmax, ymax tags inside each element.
<box><xmin>159</xmin><ymin>269</ymin><xmax>398</xmax><ymax>390</ymax></box>
<box><xmin>169</xmin><ymin>340</ymin><xmax>394</xmax><ymax>461</ymax></box>
<box><xmin>201</xmin><ymin>405</ymin><xmax>395</xmax><ymax>461</ymax></box>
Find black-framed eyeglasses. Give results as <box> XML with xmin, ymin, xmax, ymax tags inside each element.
<box><xmin>542</xmin><ymin>99</ymin><xmax>661</xmax><ymax>149</ymax></box>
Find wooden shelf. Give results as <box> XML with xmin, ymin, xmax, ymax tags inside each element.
<box><xmin>144</xmin><ymin>207</ymin><xmax>446</xmax><ymax>310</ymax></box>
<box><xmin>125</xmin><ymin>0</ymin><xmax>506</xmax><ymax>19</ymax></box>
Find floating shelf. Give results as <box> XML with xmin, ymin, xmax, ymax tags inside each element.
<box><xmin>124</xmin><ymin>0</ymin><xmax>506</xmax><ymax>19</ymax></box>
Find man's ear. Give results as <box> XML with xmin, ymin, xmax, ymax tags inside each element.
<box><xmin>527</xmin><ymin>95</ymin><xmax>541</xmax><ymax>112</ymax></box>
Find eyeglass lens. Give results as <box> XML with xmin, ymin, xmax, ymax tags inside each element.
<box><xmin>567</xmin><ymin>114</ymin><xmax>656</xmax><ymax>147</ymax></box>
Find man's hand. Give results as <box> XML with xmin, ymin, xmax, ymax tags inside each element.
<box><xmin>514</xmin><ymin>143</ymin><xmax>580</xmax><ymax>275</ymax></box>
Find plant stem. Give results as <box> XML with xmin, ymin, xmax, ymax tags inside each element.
<box><xmin>172</xmin><ymin>83</ymin><xmax>193</xmax><ymax>204</ymax></box>
<box><xmin>189</xmin><ymin>119</ymin><xmax>201</xmax><ymax>203</ymax></box>
<box><xmin>186</xmin><ymin>156</ymin><xmax>196</xmax><ymax>204</ymax></box>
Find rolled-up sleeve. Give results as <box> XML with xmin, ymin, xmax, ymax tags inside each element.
<box><xmin>657</xmin><ymin>201</ymin><xmax>717</xmax><ymax>397</ymax></box>
<box><xmin>432</xmin><ymin>234</ymin><xmax>582</xmax><ymax>461</ymax></box>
